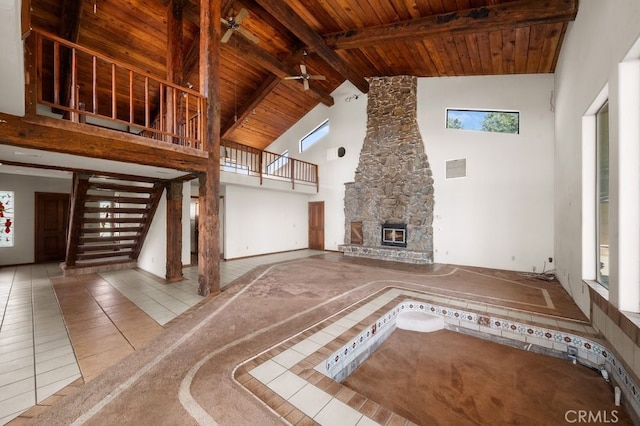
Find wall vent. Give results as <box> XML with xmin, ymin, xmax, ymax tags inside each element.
<box><xmin>445</xmin><ymin>158</ymin><xmax>466</xmax><ymax>179</ymax></box>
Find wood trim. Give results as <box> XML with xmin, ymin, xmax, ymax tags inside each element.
<box><xmin>0</xmin><ymin>113</ymin><xmax>208</xmax><ymax>173</ymax></box>
<box><xmin>324</xmin><ymin>0</ymin><xmax>579</xmax><ymax>50</ymax></box>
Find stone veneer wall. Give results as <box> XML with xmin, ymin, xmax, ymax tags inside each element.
<box><xmin>343</xmin><ymin>76</ymin><xmax>434</xmax><ymax>262</ymax></box>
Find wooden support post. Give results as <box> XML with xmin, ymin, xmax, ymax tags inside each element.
<box><xmin>197</xmin><ymin>0</ymin><xmax>221</xmax><ymax>297</ymax></box>
<box><xmin>165</xmin><ymin>181</ymin><xmax>184</xmax><ymax>282</ymax></box>
<box><xmin>24</xmin><ymin>33</ymin><xmax>37</xmax><ymax>116</ymax></box>
<box><xmin>167</xmin><ymin>0</ymin><xmax>185</xmax><ymax>144</ymax></box>
<box><xmin>65</xmin><ymin>173</ymin><xmax>90</xmax><ymax>267</ymax></box>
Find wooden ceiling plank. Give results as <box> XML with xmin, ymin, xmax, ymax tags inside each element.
<box><xmin>231</xmin><ymin>34</ymin><xmax>334</xmax><ymax>105</ymax></box>
<box><xmin>502</xmin><ymin>29</ymin><xmax>516</xmax><ymax>74</ymax></box>
<box><xmin>538</xmin><ymin>23</ymin><xmax>565</xmax><ymax>72</ymax></box>
<box><xmin>221</xmin><ymin>75</ymin><xmax>280</xmax><ymax>137</ymax></box>
<box><xmin>421</xmin><ymin>39</ymin><xmax>447</xmax><ymax>76</ymax></box>
<box><xmin>428</xmin><ymin>0</ymin><xmax>448</xmax><ymax>14</ymax></box>
<box><xmin>525</xmin><ymin>24</ymin><xmax>544</xmax><ymax>74</ymax></box>
<box><xmin>442</xmin><ymin>36</ymin><xmax>465</xmax><ymax>75</ymax></box>
<box><xmin>463</xmin><ymin>33</ymin><xmax>483</xmax><ymax>75</ymax></box>
<box><xmin>514</xmin><ymin>26</ymin><xmax>530</xmax><ymax>74</ymax></box>
<box><xmin>253</xmin><ymin>0</ymin><xmax>369</xmax><ymax>93</ymax></box>
<box><xmin>324</xmin><ymin>0</ymin><xmax>578</xmax><ymax>50</ymax></box>
<box><xmin>412</xmin><ymin>0</ymin><xmax>435</xmax><ymax>16</ymax></box>
<box><xmin>549</xmin><ymin>23</ymin><xmax>568</xmax><ymax>72</ymax></box>
<box><xmin>488</xmin><ymin>30</ymin><xmax>503</xmax><ymax>75</ymax></box>
<box><xmin>475</xmin><ymin>31</ymin><xmax>493</xmax><ymax>74</ymax></box>
<box><xmin>453</xmin><ymin>34</ymin><xmax>474</xmax><ymax>74</ymax></box>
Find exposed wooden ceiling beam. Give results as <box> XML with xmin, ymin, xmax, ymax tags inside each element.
<box><xmin>324</xmin><ymin>0</ymin><xmax>578</xmax><ymax>50</ymax></box>
<box><xmin>232</xmin><ymin>34</ymin><xmax>334</xmax><ymax>106</ymax></box>
<box><xmin>0</xmin><ymin>114</ymin><xmax>208</xmax><ymax>173</ymax></box>
<box><xmin>252</xmin><ymin>0</ymin><xmax>369</xmax><ymax>94</ymax></box>
<box><xmin>222</xmin><ymin>74</ymin><xmax>280</xmax><ymax>138</ymax></box>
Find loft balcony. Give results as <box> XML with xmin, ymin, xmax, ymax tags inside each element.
<box><xmin>3</xmin><ymin>28</ymin><xmax>317</xmax><ymax>191</ymax></box>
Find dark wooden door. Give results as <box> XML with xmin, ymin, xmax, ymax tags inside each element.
<box><xmin>35</xmin><ymin>192</ymin><xmax>70</xmax><ymax>263</ymax></box>
<box><xmin>308</xmin><ymin>201</ymin><xmax>324</xmax><ymax>250</ymax></box>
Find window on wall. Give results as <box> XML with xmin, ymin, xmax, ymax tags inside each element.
<box><xmin>0</xmin><ymin>191</ymin><xmax>14</xmax><ymax>247</ymax></box>
<box><xmin>446</xmin><ymin>109</ymin><xmax>520</xmax><ymax>134</ymax></box>
<box><xmin>596</xmin><ymin>102</ymin><xmax>609</xmax><ymax>288</ymax></box>
<box><xmin>267</xmin><ymin>150</ymin><xmax>289</xmax><ymax>175</ymax></box>
<box><xmin>300</xmin><ymin>119</ymin><xmax>329</xmax><ymax>152</ymax></box>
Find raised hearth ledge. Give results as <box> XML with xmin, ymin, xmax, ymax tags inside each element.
<box><xmin>339</xmin><ymin>244</ymin><xmax>433</xmax><ymax>264</ymax></box>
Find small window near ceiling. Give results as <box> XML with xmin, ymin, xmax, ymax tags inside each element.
<box><xmin>300</xmin><ymin>119</ymin><xmax>329</xmax><ymax>152</ymax></box>
<box><xmin>446</xmin><ymin>109</ymin><xmax>520</xmax><ymax>134</ymax></box>
<box><xmin>267</xmin><ymin>150</ymin><xmax>289</xmax><ymax>175</ymax></box>
<box><xmin>0</xmin><ymin>191</ymin><xmax>14</xmax><ymax>247</ymax></box>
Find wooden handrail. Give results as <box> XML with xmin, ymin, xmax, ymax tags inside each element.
<box><xmin>221</xmin><ymin>140</ymin><xmax>319</xmax><ymax>192</ymax></box>
<box><xmin>30</xmin><ymin>28</ymin><xmax>205</xmax><ymax>150</ymax></box>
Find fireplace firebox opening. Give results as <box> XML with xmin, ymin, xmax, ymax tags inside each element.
<box><xmin>381</xmin><ymin>223</ymin><xmax>407</xmax><ymax>248</ymax></box>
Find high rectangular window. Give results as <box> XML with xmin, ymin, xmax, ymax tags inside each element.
<box><xmin>446</xmin><ymin>109</ymin><xmax>520</xmax><ymax>134</ymax></box>
<box><xmin>300</xmin><ymin>119</ymin><xmax>329</xmax><ymax>152</ymax></box>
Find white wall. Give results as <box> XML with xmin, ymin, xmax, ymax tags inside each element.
<box><xmin>419</xmin><ymin>74</ymin><xmax>555</xmax><ymax>271</ymax></box>
<box><xmin>138</xmin><ymin>181</ymin><xmax>191</xmax><ymax>278</ymax></box>
<box><xmin>268</xmin><ymin>76</ymin><xmax>555</xmax><ymax>272</ymax></box>
<box><xmin>0</xmin><ymin>173</ymin><xmax>71</xmax><ymax>265</ymax></box>
<box><xmin>554</xmin><ymin>0</ymin><xmax>640</xmax><ymax>315</ymax></box>
<box><xmin>266</xmin><ymin>82</ymin><xmax>367</xmax><ymax>251</ymax></box>
<box><xmin>223</xmin><ymin>185</ymin><xmax>309</xmax><ymax>259</ymax></box>
<box><xmin>0</xmin><ymin>0</ymin><xmax>25</xmax><ymax>116</ymax></box>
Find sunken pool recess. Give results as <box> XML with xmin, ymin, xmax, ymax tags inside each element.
<box><xmin>233</xmin><ymin>288</ymin><xmax>640</xmax><ymax>425</ymax></box>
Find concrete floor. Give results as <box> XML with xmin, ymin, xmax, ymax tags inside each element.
<box><xmin>0</xmin><ymin>251</ymin><xmax>629</xmax><ymax>425</ymax></box>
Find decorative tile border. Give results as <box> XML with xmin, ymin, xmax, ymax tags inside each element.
<box><xmin>321</xmin><ymin>295</ymin><xmax>640</xmax><ymax>418</ymax></box>
<box><xmin>236</xmin><ymin>288</ymin><xmax>640</xmax><ymax>424</ymax></box>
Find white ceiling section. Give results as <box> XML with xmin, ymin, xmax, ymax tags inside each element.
<box><xmin>0</xmin><ymin>0</ymin><xmax>25</xmax><ymax>117</ymax></box>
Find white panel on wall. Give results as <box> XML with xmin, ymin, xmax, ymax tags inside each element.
<box><xmin>445</xmin><ymin>159</ymin><xmax>467</xmax><ymax>179</ymax></box>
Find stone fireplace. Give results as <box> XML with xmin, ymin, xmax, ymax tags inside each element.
<box><xmin>340</xmin><ymin>76</ymin><xmax>434</xmax><ymax>264</ymax></box>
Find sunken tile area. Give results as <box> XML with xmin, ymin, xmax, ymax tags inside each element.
<box><xmin>234</xmin><ymin>287</ymin><xmax>635</xmax><ymax>425</ymax></box>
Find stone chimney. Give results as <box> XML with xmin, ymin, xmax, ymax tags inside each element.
<box><xmin>341</xmin><ymin>76</ymin><xmax>434</xmax><ymax>264</ymax></box>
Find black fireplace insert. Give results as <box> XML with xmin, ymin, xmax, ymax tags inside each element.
<box><xmin>381</xmin><ymin>223</ymin><xmax>407</xmax><ymax>247</ymax></box>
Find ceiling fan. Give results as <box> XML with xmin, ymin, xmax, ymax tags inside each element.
<box><xmin>284</xmin><ymin>51</ymin><xmax>326</xmax><ymax>90</ymax></box>
<box><xmin>221</xmin><ymin>8</ymin><xmax>259</xmax><ymax>44</ymax></box>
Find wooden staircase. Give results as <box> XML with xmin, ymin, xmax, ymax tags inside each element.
<box><xmin>62</xmin><ymin>173</ymin><xmax>164</xmax><ymax>275</ymax></box>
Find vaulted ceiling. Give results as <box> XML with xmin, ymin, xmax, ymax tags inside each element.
<box><xmin>29</xmin><ymin>0</ymin><xmax>578</xmax><ymax>151</ymax></box>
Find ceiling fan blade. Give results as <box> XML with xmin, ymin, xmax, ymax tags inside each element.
<box><xmin>235</xmin><ymin>8</ymin><xmax>249</xmax><ymax>24</ymax></box>
<box><xmin>284</xmin><ymin>76</ymin><xmax>303</xmax><ymax>80</ymax></box>
<box><xmin>221</xmin><ymin>28</ymin><xmax>233</xmax><ymax>43</ymax></box>
<box><xmin>309</xmin><ymin>75</ymin><xmax>326</xmax><ymax>80</ymax></box>
<box><xmin>300</xmin><ymin>64</ymin><xmax>307</xmax><ymax>75</ymax></box>
<box><xmin>237</xmin><ymin>27</ymin><xmax>260</xmax><ymax>44</ymax></box>
<box><xmin>303</xmin><ymin>79</ymin><xmax>310</xmax><ymax>90</ymax></box>
<box><xmin>220</xmin><ymin>17</ymin><xmax>230</xmax><ymax>26</ymax></box>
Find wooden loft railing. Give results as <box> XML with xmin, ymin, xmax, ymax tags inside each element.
<box><xmin>28</xmin><ymin>29</ymin><xmax>205</xmax><ymax>150</ymax></box>
<box><xmin>25</xmin><ymin>29</ymin><xmax>318</xmax><ymax>192</ymax></box>
<box><xmin>221</xmin><ymin>140</ymin><xmax>319</xmax><ymax>192</ymax></box>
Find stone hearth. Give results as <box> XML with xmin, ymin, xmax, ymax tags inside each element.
<box><xmin>340</xmin><ymin>76</ymin><xmax>434</xmax><ymax>264</ymax></box>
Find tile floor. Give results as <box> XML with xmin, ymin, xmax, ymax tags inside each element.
<box><xmin>0</xmin><ymin>249</ymin><xmax>323</xmax><ymax>425</ymax></box>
